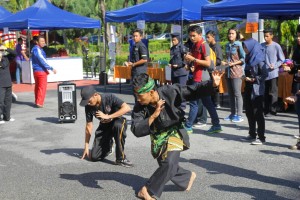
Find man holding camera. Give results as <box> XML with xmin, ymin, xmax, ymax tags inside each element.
<box><xmin>80</xmin><ymin>85</ymin><xmax>132</xmax><ymax>167</ymax></box>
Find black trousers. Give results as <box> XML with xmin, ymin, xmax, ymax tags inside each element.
<box><xmin>172</xmin><ymin>75</ymin><xmax>188</xmax><ymax>110</ymax></box>
<box><xmin>244</xmin><ymin>87</ymin><xmax>265</xmax><ymax>140</ymax></box>
<box><xmin>264</xmin><ymin>78</ymin><xmax>278</xmax><ymax>114</ymax></box>
<box><xmin>0</xmin><ymin>86</ymin><xmax>12</xmax><ymax>121</ymax></box>
<box><xmin>211</xmin><ymin>86</ymin><xmax>220</xmax><ymax>106</ymax></box>
<box><xmin>146</xmin><ymin>151</ymin><xmax>191</xmax><ymax>198</ymax></box>
<box><xmin>90</xmin><ymin>117</ymin><xmax>127</xmax><ymax>161</ymax></box>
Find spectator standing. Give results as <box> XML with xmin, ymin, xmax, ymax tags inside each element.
<box><xmin>224</xmin><ymin>28</ymin><xmax>246</xmax><ymax>123</ymax></box>
<box><xmin>206</xmin><ymin>30</ymin><xmax>223</xmax><ymax>108</ymax></box>
<box><xmin>261</xmin><ymin>29</ymin><xmax>285</xmax><ymax>116</ymax></box>
<box><xmin>169</xmin><ymin>33</ymin><xmax>188</xmax><ymax>109</ymax></box>
<box><xmin>184</xmin><ymin>25</ymin><xmax>222</xmax><ymax>134</ymax></box>
<box><xmin>15</xmin><ymin>37</ymin><xmax>29</xmax><ymax>84</ymax></box>
<box><xmin>169</xmin><ymin>33</ymin><xmax>188</xmax><ymax>86</ymax></box>
<box><xmin>285</xmin><ymin>25</ymin><xmax>300</xmax><ymax>150</ymax></box>
<box><xmin>126</xmin><ymin>29</ymin><xmax>148</xmax><ymax>80</ymax></box>
<box><xmin>0</xmin><ymin>45</ymin><xmax>16</xmax><ymax>124</ymax></box>
<box><xmin>242</xmin><ymin>39</ymin><xmax>268</xmax><ymax>145</ymax></box>
<box><xmin>31</xmin><ymin>36</ymin><xmax>57</xmax><ymax>108</ymax></box>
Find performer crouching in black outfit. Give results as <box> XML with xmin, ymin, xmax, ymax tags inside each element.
<box><xmin>131</xmin><ymin>73</ymin><xmax>214</xmax><ymax>200</ymax></box>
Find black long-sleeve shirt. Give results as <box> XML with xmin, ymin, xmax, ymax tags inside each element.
<box><xmin>0</xmin><ymin>48</ymin><xmax>16</xmax><ymax>87</ymax></box>
<box><xmin>131</xmin><ymin>81</ymin><xmax>213</xmax><ymax>137</ymax></box>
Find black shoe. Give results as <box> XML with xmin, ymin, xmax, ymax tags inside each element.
<box><xmin>270</xmin><ymin>111</ymin><xmax>277</xmax><ymax>116</ymax></box>
<box><xmin>115</xmin><ymin>158</ymin><xmax>133</xmax><ymax>168</ymax></box>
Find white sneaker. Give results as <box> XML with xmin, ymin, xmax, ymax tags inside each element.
<box><xmin>12</xmin><ymin>92</ymin><xmax>18</xmax><ymax>101</ymax></box>
<box><xmin>294</xmin><ymin>135</ymin><xmax>300</xmax><ymax>139</ymax></box>
<box><xmin>0</xmin><ymin>120</ymin><xmax>5</xmax><ymax>124</ymax></box>
<box><xmin>193</xmin><ymin>122</ymin><xmax>207</xmax><ymax>128</ymax></box>
<box><xmin>8</xmin><ymin>118</ymin><xmax>15</xmax><ymax>122</ymax></box>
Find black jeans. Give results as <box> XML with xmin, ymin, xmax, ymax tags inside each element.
<box><xmin>0</xmin><ymin>86</ymin><xmax>12</xmax><ymax>121</ymax></box>
<box><xmin>91</xmin><ymin>117</ymin><xmax>127</xmax><ymax>161</ymax></box>
<box><xmin>146</xmin><ymin>151</ymin><xmax>191</xmax><ymax>198</ymax></box>
<box><xmin>244</xmin><ymin>86</ymin><xmax>265</xmax><ymax>140</ymax></box>
<box><xmin>264</xmin><ymin>78</ymin><xmax>278</xmax><ymax>114</ymax></box>
<box><xmin>172</xmin><ymin>75</ymin><xmax>188</xmax><ymax>110</ymax></box>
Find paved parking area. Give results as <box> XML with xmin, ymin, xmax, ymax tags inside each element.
<box><xmin>0</xmin><ymin>83</ymin><xmax>299</xmax><ymax>200</ymax></box>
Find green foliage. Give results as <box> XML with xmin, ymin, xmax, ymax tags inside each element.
<box><xmin>280</xmin><ymin>20</ymin><xmax>298</xmax><ymax>56</ymax></box>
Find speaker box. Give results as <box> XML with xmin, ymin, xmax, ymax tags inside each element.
<box><xmin>57</xmin><ymin>82</ymin><xmax>77</xmax><ymax>123</ymax></box>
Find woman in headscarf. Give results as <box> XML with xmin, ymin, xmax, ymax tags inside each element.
<box><xmin>242</xmin><ymin>38</ymin><xmax>268</xmax><ymax>145</ymax></box>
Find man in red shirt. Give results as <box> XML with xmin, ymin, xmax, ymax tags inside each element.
<box><xmin>184</xmin><ymin>25</ymin><xmax>222</xmax><ymax>134</ymax></box>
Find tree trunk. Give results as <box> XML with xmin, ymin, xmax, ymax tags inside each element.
<box><xmin>98</xmin><ymin>0</ymin><xmax>109</xmax><ymax>47</ymax></box>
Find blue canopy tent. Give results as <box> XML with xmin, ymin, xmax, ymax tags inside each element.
<box><xmin>106</xmin><ymin>0</ymin><xmax>238</xmax><ymax>23</ymax></box>
<box><xmin>202</xmin><ymin>0</ymin><xmax>300</xmax><ymax>20</ymax></box>
<box><xmin>0</xmin><ymin>6</ymin><xmax>12</xmax><ymax>19</ymax></box>
<box><xmin>0</xmin><ymin>0</ymin><xmax>100</xmax><ymax>30</ymax></box>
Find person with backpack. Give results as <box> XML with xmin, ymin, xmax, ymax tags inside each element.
<box><xmin>206</xmin><ymin>30</ymin><xmax>223</xmax><ymax>108</ymax></box>
<box><xmin>184</xmin><ymin>25</ymin><xmax>222</xmax><ymax>134</ymax></box>
<box><xmin>194</xmin><ymin>30</ymin><xmax>223</xmax><ymax>128</ymax></box>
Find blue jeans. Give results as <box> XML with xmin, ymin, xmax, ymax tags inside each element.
<box><xmin>295</xmin><ymin>94</ymin><xmax>300</xmax><ymax>134</ymax></box>
<box><xmin>185</xmin><ymin>81</ymin><xmax>220</xmax><ymax>128</ymax></box>
<box><xmin>15</xmin><ymin>60</ymin><xmax>22</xmax><ymax>84</ymax></box>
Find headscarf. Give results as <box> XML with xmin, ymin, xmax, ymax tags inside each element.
<box><xmin>137</xmin><ymin>77</ymin><xmax>155</xmax><ymax>94</ymax></box>
<box><xmin>243</xmin><ymin>38</ymin><xmax>265</xmax><ymax>68</ymax></box>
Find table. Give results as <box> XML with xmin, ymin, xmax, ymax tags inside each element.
<box><xmin>114</xmin><ymin>66</ymin><xmax>166</xmax><ymax>93</ymax></box>
<box><xmin>21</xmin><ymin>57</ymin><xmax>83</xmax><ymax>84</ymax></box>
<box><xmin>278</xmin><ymin>72</ymin><xmax>294</xmax><ymax>110</ymax></box>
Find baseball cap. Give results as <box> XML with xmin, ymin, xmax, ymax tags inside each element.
<box><xmin>80</xmin><ymin>85</ymin><xmax>96</xmax><ymax>106</ymax></box>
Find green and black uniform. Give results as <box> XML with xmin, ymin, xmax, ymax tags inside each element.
<box><xmin>131</xmin><ymin>81</ymin><xmax>213</xmax><ymax>198</ymax></box>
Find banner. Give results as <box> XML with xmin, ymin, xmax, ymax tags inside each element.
<box><xmin>246</xmin><ymin>13</ymin><xmax>259</xmax><ymax>33</ymax></box>
<box><xmin>0</xmin><ymin>31</ymin><xmax>16</xmax><ymax>48</ymax></box>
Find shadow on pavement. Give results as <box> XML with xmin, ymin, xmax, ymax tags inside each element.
<box><xmin>187</xmin><ymin>159</ymin><xmax>298</xmax><ymax>189</ymax></box>
<box><xmin>40</xmin><ymin>148</ymin><xmax>119</xmax><ymax>165</ymax></box>
<box><xmin>36</xmin><ymin>117</ymin><xmax>60</xmax><ymax>123</ymax></box>
<box><xmin>13</xmin><ymin>100</ymin><xmax>36</xmax><ymax>108</ymax></box>
<box><xmin>41</xmin><ymin>148</ymin><xmax>82</xmax><ymax>158</ymax></box>
<box><xmin>60</xmin><ymin>172</ymin><xmax>146</xmax><ymax>192</ymax></box>
<box><xmin>211</xmin><ymin>185</ymin><xmax>291</xmax><ymax>200</ymax></box>
<box><xmin>259</xmin><ymin>150</ymin><xmax>300</xmax><ymax>159</ymax></box>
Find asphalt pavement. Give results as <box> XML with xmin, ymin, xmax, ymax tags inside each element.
<box><xmin>0</xmin><ymin>83</ymin><xmax>299</xmax><ymax>200</ymax></box>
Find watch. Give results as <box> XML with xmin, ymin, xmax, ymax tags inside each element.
<box><xmin>193</xmin><ymin>58</ymin><xmax>196</xmax><ymax>63</ymax></box>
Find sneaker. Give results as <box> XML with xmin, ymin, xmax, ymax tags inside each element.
<box><xmin>184</xmin><ymin>124</ymin><xmax>193</xmax><ymax>134</ymax></box>
<box><xmin>215</xmin><ymin>104</ymin><xmax>221</xmax><ymax>108</ymax></box>
<box><xmin>207</xmin><ymin>125</ymin><xmax>222</xmax><ymax>134</ymax></box>
<box><xmin>294</xmin><ymin>135</ymin><xmax>300</xmax><ymax>139</ymax></box>
<box><xmin>241</xmin><ymin>135</ymin><xmax>256</xmax><ymax>141</ymax></box>
<box><xmin>251</xmin><ymin>139</ymin><xmax>265</xmax><ymax>145</ymax></box>
<box><xmin>232</xmin><ymin>115</ymin><xmax>244</xmax><ymax>123</ymax></box>
<box><xmin>7</xmin><ymin>118</ymin><xmax>15</xmax><ymax>122</ymax></box>
<box><xmin>224</xmin><ymin>114</ymin><xmax>234</xmax><ymax>121</ymax></box>
<box><xmin>115</xmin><ymin>158</ymin><xmax>133</xmax><ymax>168</ymax></box>
<box><xmin>0</xmin><ymin>120</ymin><xmax>5</xmax><ymax>124</ymax></box>
<box><xmin>12</xmin><ymin>92</ymin><xmax>18</xmax><ymax>102</ymax></box>
<box><xmin>193</xmin><ymin>122</ymin><xmax>207</xmax><ymax>128</ymax></box>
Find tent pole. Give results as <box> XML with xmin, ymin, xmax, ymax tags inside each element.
<box><xmin>181</xmin><ymin>0</ymin><xmax>183</xmax><ymax>43</ymax></box>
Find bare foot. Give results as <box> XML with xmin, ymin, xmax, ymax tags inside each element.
<box><xmin>137</xmin><ymin>186</ymin><xmax>155</xmax><ymax>200</ymax></box>
<box><xmin>186</xmin><ymin>171</ymin><xmax>196</xmax><ymax>191</ymax></box>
